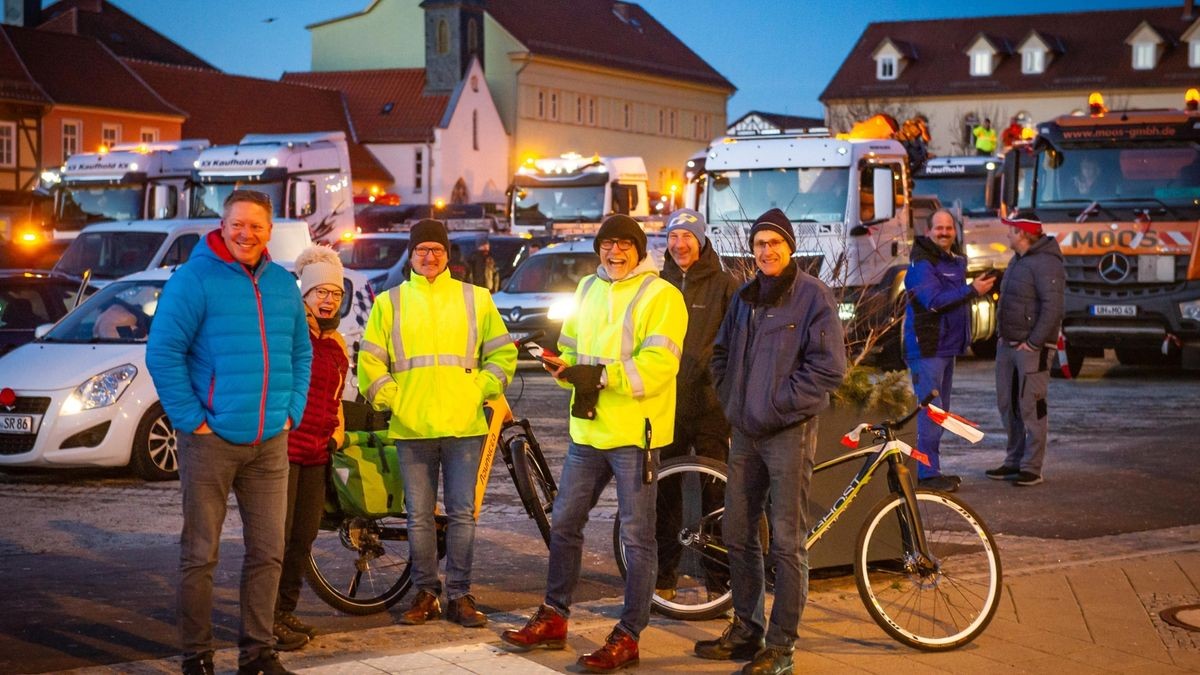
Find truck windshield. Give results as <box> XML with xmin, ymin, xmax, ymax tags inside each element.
<box><xmin>190</xmin><ymin>181</ymin><xmax>285</xmax><ymax>219</ymax></box>
<box><xmin>512</xmin><ymin>186</ymin><xmax>605</xmax><ymax>225</ymax></box>
<box><xmin>56</xmin><ymin>184</ymin><xmax>145</xmax><ymax>227</ymax></box>
<box><xmin>1033</xmin><ymin>146</ymin><xmax>1200</xmax><ymax>209</ymax></box>
<box><xmin>55</xmin><ymin>231</ymin><xmax>167</xmax><ymax>280</ymax></box>
<box><xmin>42</xmin><ymin>279</ymin><xmax>165</xmax><ymax>344</ymax></box>
<box><xmin>913</xmin><ymin>175</ymin><xmax>990</xmax><ymax>215</ymax></box>
<box><xmin>706</xmin><ymin>167</ymin><xmax>849</xmax><ymax>224</ymax></box>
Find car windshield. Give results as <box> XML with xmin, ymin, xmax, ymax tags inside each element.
<box><xmin>55</xmin><ymin>231</ymin><xmax>167</xmax><ymax>279</ymax></box>
<box><xmin>339</xmin><ymin>237</ymin><xmax>409</xmax><ymax>270</ymax></box>
<box><xmin>513</xmin><ymin>186</ymin><xmax>605</xmax><ymax>224</ymax></box>
<box><xmin>56</xmin><ymin>184</ymin><xmax>145</xmax><ymax>227</ymax></box>
<box><xmin>707</xmin><ymin>167</ymin><xmax>849</xmax><ymax>223</ymax></box>
<box><xmin>0</xmin><ymin>280</ymin><xmax>75</xmax><ymax>330</ymax></box>
<box><xmin>190</xmin><ymin>181</ymin><xmax>285</xmax><ymax>218</ymax></box>
<box><xmin>504</xmin><ymin>251</ymin><xmax>599</xmax><ymax>293</ymax></box>
<box><xmin>42</xmin><ymin>279</ymin><xmax>165</xmax><ymax>343</ymax></box>
<box><xmin>913</xmin><ymin>175</ymin><xmax>990</xmax><ymax>214</ymax></box>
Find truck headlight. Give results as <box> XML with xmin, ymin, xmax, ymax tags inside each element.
<box><xmin>547</xmin><ymin>298</ymin><xmax>576</xmax><ymax>322</ymax></box>
<box><xmin>61</xmin><ymin>364</ymin><xmax>137</xmax><ymax>415</ymax></box>
<box><xmin>1180</xmin><ymin>299</ymin><xmax>1200</xmax><ymax>323</ymax></box>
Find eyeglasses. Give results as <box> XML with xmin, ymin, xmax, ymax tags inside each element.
<box><xmin>598</xmin><ymin>238</ymin><xmax>635</xmax><ymax>251</ymax></box>
<box><xmin>311</xmin><ymin>288</ymin><xmax>344</xmax><ymax>302</ymax></box>
<box><xmin>753</xmin><ymin>238</ymin><xmax>788</xmax><ymax>252</ymax></box>
<box><xmin>413</xmin><ymin>246</ymin><xmax>447</xmax><ymax>258</ymax></box>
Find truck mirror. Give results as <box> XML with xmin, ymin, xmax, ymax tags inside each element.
<box><xmin>152</xmin><ymin>184</ymin><xmax>177</xmax><ymax>219</ymax></box>
<box><xmin>872</xmin><ymin>168</ymin><xmax>894</xmax><ymax>221</ymax></box>
<box><xmin>293</xmin><ymin>179</ymin><xmax>314</xmax><ymax>217</ymax></box>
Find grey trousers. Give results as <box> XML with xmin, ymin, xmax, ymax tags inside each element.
<box><xmin>178</xmin><ymin>431</ymin><xmax>289</xmax><ymax>665</ymax></box>
<box><xmin>995</xmin><ymin>341</ymin><xmax>1051</xmax><ymax>475</ymax></box>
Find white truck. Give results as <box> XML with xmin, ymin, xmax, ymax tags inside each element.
<box><xmin>508</xmin><ymin>153</ymin><xmax>650</xmax><ymax>235</ymax></box>
<box><xmin>687</xmin><ymin>128</ymin><xmax>913</xmax><ymax>367</ymax></box>
<box><xmin>190</xmin><ymin>131</ymin><xmax>355</xmax><ymax>244</ymax></box>
<box><xmin>51</xmin><ymin>140</ymin><xmax>210</xmax><ymax>238</ymax></box>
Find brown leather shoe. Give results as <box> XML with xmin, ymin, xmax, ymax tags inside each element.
<box><xmin>500</xmin><ymin>604</ymin><xmax>568</xmax><ymax>651</ymax></box>
<box><xmin>578</xmin><ymin>627</ymin><xmax>639</xmax><ymax>673</ymax></box>
<box><xmin>398</xmin><ymin>590</ymin><xmax>441</xmax><ymax>625</ymax></box>
<box><xmin>741</xmin><ymin>646</ymin><xmax>794</xmax><ymax>675</ymax></box>
<box><xmin>446</xmin><ymin>594</ymin><xmax>488</xmax><ymax>628</ymax></box>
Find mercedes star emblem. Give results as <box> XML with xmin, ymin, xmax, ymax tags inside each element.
<box><xmin>1097</xmin><ymin>252</ymin><xmax>1131</xmax><ymax>284</ymax></box>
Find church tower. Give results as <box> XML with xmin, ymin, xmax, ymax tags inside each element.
<box><xmin>421</xmin><ymin>0</ymin><xmax>485</xmax><ymax>94</ymax></box>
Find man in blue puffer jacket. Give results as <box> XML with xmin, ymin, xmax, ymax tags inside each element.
<box><xmin>903</xmin><ymin>210</ymin><xmax>996</xmax><ymax>492</ymax></box>
<box><xmin>147</xmin><ymin>190</ymin><xmax>311</xmax><ymax>675</ymax></box>
<box><xmin>696</xmin><ymin>208</ymin><xmax>845</xmax><ymax>675</ymax></box>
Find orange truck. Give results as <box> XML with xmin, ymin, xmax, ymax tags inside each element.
<box><xmin>1000</xmin><ymin>92</ymin><xmax>1200</xmax><ymax>375</ymax></box>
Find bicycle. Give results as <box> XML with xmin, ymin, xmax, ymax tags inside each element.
<box><xmin>305</xmin><ymin>334</ymin><xmax>558</xmax><ymax>615</ymax></box>
<box><xmin>613</xmin><ymin>393</ymin><xmax>1002</xmax><ymax>651</ymax></box>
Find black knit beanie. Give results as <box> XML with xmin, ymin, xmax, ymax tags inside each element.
<box><xmin>594</xmin><ymin>214</ymin><xmax>647</xmax><ymax>261</ymax></box>
<box><xmin>749</xmin><ymin>208</ymin><xmax>796</xmax><ymax>254</ymax></box>
<box><xmin>409</xmin><ymin>218</ymin><xmax>450</xmax><ymax>254</ymax></box>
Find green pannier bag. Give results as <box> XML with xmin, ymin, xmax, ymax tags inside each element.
<box><xmin>330</xmin><ymin>431</ymin><xmax>405</xmax><ymax>518</ymax></box>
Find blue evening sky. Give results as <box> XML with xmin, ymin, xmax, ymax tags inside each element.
<box><xmin>94</xmin><ymin>0</ymin><xmax>1170</xmax><ymax>118</ymax></box>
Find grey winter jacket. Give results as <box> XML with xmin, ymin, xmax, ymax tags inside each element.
<box><xmin>996</xmin><ymin>235</ymin><xmax>1065</xmax><ymax>348</ymax></box>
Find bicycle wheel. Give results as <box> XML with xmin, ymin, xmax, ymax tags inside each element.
<box><xmin>613</xmin><ymin>455</ymin><xmax>734</xmax><ymax>620</ymax></box>
<box><xmin>855</xmin><ymin>489</ymin><xmax>1002</xmax><ymax>651</ymax></box>
<box><xmin>306</xmin><ymin>514</ymin><xmax>412</xmax><ymax>615</ymax></box>
<box><xmin>509</xmin><ymin>435</ymin><xmax>554</xmax><ymax>547</ymax></box>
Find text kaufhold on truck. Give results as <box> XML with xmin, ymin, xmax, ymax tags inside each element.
<box><xmin>508</xmin><ymin>153</ymin><xmax>649</xmax><ymax>235</ymax></box>
<box><xmin>1001</xmin><ymin>91</ymin><xmax>1200</xmax><ymax>374</ymax></box>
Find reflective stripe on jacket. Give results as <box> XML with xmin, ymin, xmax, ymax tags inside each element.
<box><xmin>557</xmin><ymin>258</ymin><xmax>687</xmax><ymax>450</ymax></box>
<box><xmin>357</xmin><ymin>268</ymin><xmax>517</xmax><ymax>440</ymax></box>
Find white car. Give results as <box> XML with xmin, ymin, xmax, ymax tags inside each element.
<box><xmin>0</xmin><ymin>265</ymin><xmax>371</xmax><ymax>480</ymax></box>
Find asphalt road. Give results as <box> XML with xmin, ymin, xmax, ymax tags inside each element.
<box><xmin>0</xmin><ymin>356</ymin><xmax>1197</xmax><ymax>673</ymax></box>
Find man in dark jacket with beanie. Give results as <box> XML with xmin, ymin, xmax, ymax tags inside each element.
<box><xmin>655</xmin><ymin>208</ymin><xmax>738</xmax><ymax>602</ymax></box>
<box><xmin>696</xmin><ymin>208</ymin><xmax>845</xmax><ymax>675</ymax></box>
<box><xmin>903</xmin><ymin>210</ymin><xmax>995</xmax><ymax>492</ymax></box>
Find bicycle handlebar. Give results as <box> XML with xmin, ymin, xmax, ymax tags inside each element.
<box><xmin>874</xmin><ymin>390</ymin><xmax>938</xmax><ymax>435</ymax></box>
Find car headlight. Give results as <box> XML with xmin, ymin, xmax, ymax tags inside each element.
<box><xmin>61</xmin><ymin>364</ymin><xmax>137</xmax><ymax>415</ymax></box>
<box><xmin>547</xmin><ymin>298</ymin><xmax>577</xmax><ymax>322</ymax></box>
<box><xmin>1180</xmin><ymin>299</ymin><xmax>1200</xmax><ymax>322</ymax></box>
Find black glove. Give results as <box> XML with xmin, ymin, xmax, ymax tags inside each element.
<box><xmin>561</xmin><ymin>364</ymin><xmax>604</xmax><ymax>420</ymax></box>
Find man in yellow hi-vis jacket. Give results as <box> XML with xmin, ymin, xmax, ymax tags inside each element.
<box><xmin>358</xmin><ymin>219</ymin><xmax>516</xmax><ymax>629</ymax></box>
<box><xmin>502</xmin><ymin>214</ymin><xmax>687</xmax><ymax>673</ymax></box>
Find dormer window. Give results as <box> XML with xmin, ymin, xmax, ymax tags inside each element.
<box><xmin>1021</xmin><ymin>48</ymin><xmax>1044</xmax><ymax>74</ymax></box>
<box><xmin>878</xmin><ymin>56</ymin><xmax>897</xmax><ymax>80</ymax></box>
<box><xmin>1192</xmin><ymin>40</ymin><xmax>1200</xmax><ymax>67</ymax></box>
<box><xmin>1016</xmin><ymin>31</ymin><xmax>1056</xmax><ymax>75</ymax></box>
<box><xmin>1133</xmin><ymin>41</ymin><xmax>1156</xmax><ymax>69</ymax></box>
<box><xmin>1125</xmin><ymin>22</ymin><xmax>1163</xmax><ymax>71</ymax></box>
<box><xmin>871</xmin><ymin>38</ymin><xmax>909</xmax><ymax>81</ymax></box>
<box><xmin>1184</xmin><ymin>17</ymin><xmax>1200</xmax><ymax>67</ymax></box>
<box><xmin>965</xmin><ymin>34</ymin><xmax>1000</xmax><ymax>77</ymax></box>
<box><xmin>970</xmin><ymin>51</ymin><xmax>992</xmax><ymax>76</ymax></box>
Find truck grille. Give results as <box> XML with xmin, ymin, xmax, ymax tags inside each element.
<box><xmin>1065</xmin><ymin>255</ymin><xmax>1188</xmax><ymax>298</ymax></box>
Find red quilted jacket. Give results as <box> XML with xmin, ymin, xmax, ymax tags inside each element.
<box><xmin>287</xmin><ymin>311</ymin><xmax>348</xmax><ymax>466</ymax></box>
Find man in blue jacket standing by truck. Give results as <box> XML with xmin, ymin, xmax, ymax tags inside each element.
<box><xmin>904</xmin><ymin>210</ymin><xmax>996</xmax><ymax>492</ymax></box>
<box><xmin>695</xmin><ymin>208</ymin><xmax>845</xmax><ymax>675</ymax></box>
<box><xmin>148</xmin><ymin>189</ymin><xmax>312</xmax><ymax>675</ymax></box>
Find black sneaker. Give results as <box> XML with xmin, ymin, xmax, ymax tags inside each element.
<box><xmin>985</xmin><ymin>465</ymin><xmax>1021</xmax><ymax>480</ymax></box>
<box><xmin>695</xmin><ymin>619</ymin><xmax>764</xmax><ymax>661</ymax></box>
<box><xmin>181</xmin><ymin>651</ymin><xmax>214</xmax><ymax>675</ymax></box>
<box><xmin>237</xmin><ymin>652</ymin><xmax>296</xmax><ymax>675</ymax></box>
<box><xmin>275</xmin><ymin>611</ymin><xmax>317</xmax><ymax>638</ymax></box>
<box><xmin>271</xmin><ymin>620</ymin><xmax>308</xmax><ymax>652</ymax></box>
<box><xmin>917</xmin><ymin>475</ymin><xmax>960</xmax><ymax>492</ymax></box>
<box><xmin>1013</xmin><ymin>471</ymin><xmax>1043</xmax><ymax>486</ymax></box>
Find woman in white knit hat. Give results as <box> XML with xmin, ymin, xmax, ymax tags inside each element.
<box><xmin>272</xmin><ymin>245</ymin><xmax>349</xmax><ymax>650</ymax></box>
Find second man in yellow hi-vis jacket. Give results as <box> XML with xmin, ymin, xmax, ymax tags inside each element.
<box><xmin>358</xmin><ymin>218</ymin><xmax>516</xmax><ymax>629</ymax></box>
<box><xmin>502</xmin><ymin>214</ymin><xmax>687</xmax><ymax>673</ymax></box>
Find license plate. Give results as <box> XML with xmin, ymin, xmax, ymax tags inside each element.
<box><xmin>509</xmin><ymin>331</ymin><xmax>529</xmax><ymax>342</ymax></box>
<box><xmin>0</xmin><ymin>414</ymin><xmax>34</xmax><ymax>434</ymax></box>
<box><xmin>1091</xmin><ymin>305</ymin><xmax>1137</xmax><ymax>317</ymax></box>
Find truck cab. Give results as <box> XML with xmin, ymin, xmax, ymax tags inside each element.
<box><xmin>508</xmin><ymin>154</ymin><xmax>649</xmax><ymax>236</ymax></box>
<box><xmin>191</xmin><ymin>131</ymin><xmax>355</xmax><ymax>244</ymax></box>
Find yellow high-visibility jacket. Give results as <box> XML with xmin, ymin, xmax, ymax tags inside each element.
<box><xmin>358</xmin><ymin>269</ymin><xmax>517</xmax><ymax>440</ymax></box>
<box><xmin>557</xmin><ymin>258</ymin><xmax>687</xmax><ymax>450</ymax></box>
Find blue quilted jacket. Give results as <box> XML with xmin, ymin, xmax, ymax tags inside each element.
<box><xmin>147</xmin><ymin>230</ymin><xmax>312</xmax><ymax>444</ymax></box>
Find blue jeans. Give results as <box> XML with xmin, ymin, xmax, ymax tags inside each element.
<box><xmin>725</xmin><ymin>419</ymin><xmax>817</xmax><ymax>650</ymax></box>
<box><xmin>545</xmin><ymin>442</ymin><xmax>658</xmax><ymax>638</ymax></box>
<box><xmin>397</xmin><ymin>436</ymin><xmax>483</xmax><ymax>599</ymax></box>
<box><xmin>178</xmin><ymin>431</ymin><xmax>289</xmax><ymax>666</ymax></box>
<box><xmin>906</xmin><ymin>356</ymin><xmax>955</xmax><ymax>480</ymax></box>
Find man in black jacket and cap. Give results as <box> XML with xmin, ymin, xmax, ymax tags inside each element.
<box><xmin>655</xmin><ymin>208</ymin><xmax>738</xmax><ymax>603</ymax></box>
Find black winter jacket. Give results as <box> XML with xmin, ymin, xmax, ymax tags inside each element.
<box><xmin>997</xmin><ymin>235</ymin><xmax>1065</xmax><ymax>348</ymax></box>
<box><xmin>661</xmin><ymin>243</ymin><xmax>738</xmax><ymax>419</ymax></box>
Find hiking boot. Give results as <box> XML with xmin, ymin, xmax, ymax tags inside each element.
<box><xmin>918</xmin><ymin>475</ymin><xmax>961</xmax><ymax>492</ymax></box>
<box><xmin>399</xmin><ymin>589</ymin><xmax>441</xmax><ymax>625</ymax></box>
<box><xmin>695</xmin><ymin>618</ymin><xmax>764</xmax><ymax>661</ymax></box>
<box><xmin>578</xmin><ymin>627</ymin><xmax>639</xmax><ymax>673</ymax></box>
<box><xmin>501</xmin><ymin>604</ymin><xmax>568</xmax><ymax>651</ymax></box>
<box><xmin>271</xmin><ymin>621</ymin><xmax>308</xmax><ymax>652</ymax></box>
<box><xmin>985</xmin><ymin>465</ymin><xmax>1021</xmax><ymax>480</ymax></box>
<box><xmin>236</xmin><ymin>652</ymin><xmax>296</xmax><ymax>675</ymax></box>
<box><xmin>274</xmin><ymin>611</ymin><xmax>317</xmax><ymax>638</ymax></box>
<box><xmin>181</xmin><ymin>651</ymin><xmax>214</xmax><ymax>675</ymax></box>
<box><xmin>741</xmin><ymin>646</ymin><xmax>794</xmax><ymax>675</ymax></box>
<box><xmin>1013</xmin><ymin>471</ymin><xmax>1043</xmax><ymax>486</ymax></box>
<box><xmin>446</xmin><ymin>594</ymin><xmax>488</xmax><ymax>628</ymax></box>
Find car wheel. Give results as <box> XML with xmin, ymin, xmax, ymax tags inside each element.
<box><xmin>130</xmin><ymin>402</ymin><xmax>178</xmax><ymax>481</ymax></box>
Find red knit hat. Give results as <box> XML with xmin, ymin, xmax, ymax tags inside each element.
<box><xmin>1001</xmin><ymin>215</ymin><xmax>1043</xmax><ymax>235</ymax></box>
